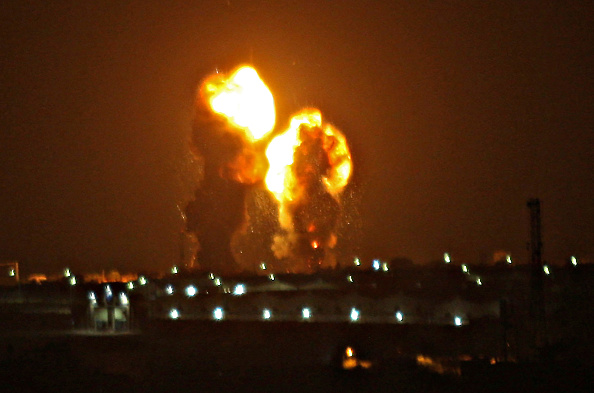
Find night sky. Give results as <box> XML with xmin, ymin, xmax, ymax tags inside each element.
<box><xmin>1</xmin><ymin>1</ymin><xmax>592</xmax><ymax>276</ymax></box>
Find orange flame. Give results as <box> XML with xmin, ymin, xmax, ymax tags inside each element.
<box><xmin>265</xmin><ymin>108</ymin><xmax>351</xmax><ymax>202</ymax></box>
<box><xmin>202</xmin><ymin>66</ymin><xmax>275</xmax><ymax>141</ymax></box>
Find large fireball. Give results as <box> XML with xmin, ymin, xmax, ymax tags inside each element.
<box><xmin>186</xmin><ymin>65</ymin><xmax>353</xmax><ymax>274</ymax></box>
<box><xmin>202</xmin><ymin>66</ymin><xmax>275</xmax><ymax>141</ymax></box>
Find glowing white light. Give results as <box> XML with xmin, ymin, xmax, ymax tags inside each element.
<box><xmin>185</xmin><ymin>285</ymin><xmax>197</xmax><ymax>297</ymax></box>
<box><xmin>69</xmin><ymin>276</ymin><xmax>77</xmax><ymax>286</ymax></box>
<box><xmin>88</xmin><ymin>291</ymin><xmax>96</xmax><ymax>301</ymax></box>
<box><xmin>165</xmin><ymin>284</ymin><xmax>174</xmax><ymax>295</ymax></box>
<box><xmin>213</xmin><ymin>307</ymin><xmax>224</xmax><ymax>321</ymax></box>
<box><xmin>461</xmin><ymin>264</ymin><xmax>469</xmax><ymax>274</ymax></box>
<box><xmin>454</xmin><ymin>316</ymin><xmax>463</xmax><ymax>326</ymax></box>
<box><xmin>105</xmin><ymin>285</ymin><xmax>112</xmax><ymax>298</ymax></box>
<box><xmin>302</xmin><ymin>307</ymin><xmax>311</xmax><ymax>320</ymax></box>
<box><xmin>260</xmin><ymin>262</ymin><xmax>267</xmax><ymax>270</ymax></box>
<box><xmin>208</xmin><ymin>272</ymin><xmax>215</xmax><ymax>280</ymax></box>
<box><xmin>214</xmin><ymin>278</ymin><xmax>222</xmax><ymax>286</ymax></box>
<box><xmin>268</xmin><ymin>274</ymin><xmax>275</xmax><ymax>281</ymax></box>
<box><xmin>354</xmin><ymin>257</ymin><xmax>361</xmax><ymax>266</ymax></box>
<box><xmin>382</xmin><ymin>262</ymin><xmax>389</xmax><ymax>272</ymax></box>
<box><xmin>543</xmin><ymin>265</ymin><xmax>550</xmax><ymax>275</ymax></box>
<box><xmin>171</xmin><ymin>266</ymin><xmax>178</xmax><ymax>274</ymax></box>
<box><xmin>233</xmin><ymin>284</ymin><xmax>246</xmax><ymax>296</ymax></box>
<box><xmin>350</xmin><ymin>308</ymin><xmax>360</xmax><ymax>322</ymax></box>
<box><xmin>395</xmin><ymin>311</ymin><xmax>404</xmax><ymax>322</ymax></box>
<box><xmin>263</xmin><ymin>308</ymin><xmax>272</xmax><ymax>320</ymax></box>
<box><xmin>169</xmin><ymin>308</ymin><xmax>180</xmax><ymax>320</ymax></box>
<box><xmin>119</xmin><ymin>292</ymin><xmax>129</xmax><ymax>306</ymax></box>
<box><xmin>139</xmin><ymin>276</ymin><xmax>147</xmax><ymax>286</ymax></box>
<box><xmin>571</xmin><ymin>256</ymin><xmax>578</xmax><ymax>266</ymax></box>
<box><xmin>444</xmin><ymin>253</ymin><xmax>451</xmax><ymax>264</ymax></box>
<box><xmin>476</xmin><ymin>277</ymin><xmax>482</xmax><ymax>286</ymax></box>
<box><xmin>372</xmin><ymin>259</ymin><xmax>380</xmax><ymax>271</ymax></box>
<box><xmin>347</xmin><ymin>275</ymin><xmax>353</xmax><ymax>283</ymax></box>
<box><xmin>506</xmin><ymin>255</ymin><xmax>512</xmax><ymax>264</ymax></box>
<box><xmin>127</xmin><ymin>281</ymin><xmax>134</xmax><ymax>290</ymax></box>
<box><xmin>8</xmin><ymin>269</ymin><xmax>15</xmax><ymax>277</ymax></box>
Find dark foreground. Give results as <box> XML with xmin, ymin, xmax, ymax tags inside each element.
<box><xmin>0</xmin><ymin>320</ymin><xmax>592</xmax><ymax>393</ymax></box>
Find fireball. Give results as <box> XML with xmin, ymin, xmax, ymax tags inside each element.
<box><xmin>202</xmin><ymin>66</ymin><xmax>275</xmax><ymax>141</ymax></box>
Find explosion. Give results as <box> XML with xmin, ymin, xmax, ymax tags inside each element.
<box><xmin>186</xmin><ymin>65</ymin><xmax>352</xmax><ymax>273</ymax></box>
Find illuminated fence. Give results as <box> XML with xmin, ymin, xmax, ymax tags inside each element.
<box><xmin>150</xmin><ymin>291</ymin><xmax>498</xmax><ymax>325</ymax></box>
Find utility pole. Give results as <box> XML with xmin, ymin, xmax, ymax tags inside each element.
<box><xmin>527</xmin><ymin>198</ymin><xmax>547</xmax><ymax>357</ymax></box>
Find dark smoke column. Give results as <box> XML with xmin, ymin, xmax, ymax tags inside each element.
<box><xmin>184</xmin><ymin>66</ymin><xmax>275</xmax><ymax>274</ymax></box>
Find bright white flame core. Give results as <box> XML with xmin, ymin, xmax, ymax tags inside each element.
<box><xmin>207</xmin><ymin>66</ymin><xmax>275</xmax><ymax>140</ymax></box>
<box><xmin>454</xmin><ymin>316</ymin><xmax>463</xmax><ymax>326</ymax></box>
<box><xmin>169</xmin><ymin>308</ymin><xmax>180</xmax><ymax>320</ymax></box>
<box><xmin>350</xmin><ymin>308</ymin><xmax>360</xmax><ymax>322</ymax></box>
<box><xmin>395</xmin><ymin>311</ymin><xmax>404</xmax><ymax>322</ymax></box>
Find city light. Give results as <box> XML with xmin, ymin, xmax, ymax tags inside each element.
<box><xmin>213</xmin><ymin>307</ymin><xmax>224</xmax><ymax>321</ymax></box>
<box><xmin>233</xmin><ymin>284</ymin><xmax>246</xmax><ymax>296</ymax></box>
<box><xmin>395</xmin><ymin>311</ymin><xmax>404</xmax><ymax>323</ymax></box>
<box><xmin>476</xmin><ymin>277</ymin><xmax>483</xmax><ymax>286</ymax></box>
<box><xmin>169</xmin><ymin>308</ymin><xmax>180</xmax><ymax>320</ymax></box>
<box><xmin>165</xmin><ymin>284</ymin><xmax>174</xmax><ymax>295</ymax></box>
<box><xmin>260</xmin><ymin>262</ymin><xmax>267</xmax><ymax>270</ymax></box>
<box><xmin>444</xmin><ymin>253</ymin><xmax>451</xmax><ymax>264</ymax></box>
<box><xmin>88</xmin><ymin>291</ymin><xmax>96</xmax><ymax>304</ymax></box>
<box><xmin>382</xmin><ymin>262</ymin><xmax>389</xmax><ymax>272</ymax></box>
<box><xmin>127</xmin><ymin>281</ymin><xmax>134</xmax><ymax>290</ymax></box>
<box><xmin>461</xmin><ymin>264</ymin><xmax>469</xmax><ymax>274</ymax></box>
<box><xmin>454</xmin><ymin>316</ymin><xmax>463</xmax><ymax>326</ymax></box>
<box><xmin>350</xmin><ymin>308</ymin><xmax>360</xmax><ymax>322</ymax></box>
<box><xmin>372</xmin><ymin>259</ymin><xmax>380</xmax><ymax>271</ymax></box>
<box><xmin>64</xmin><ymin>268</ymin><xmax>71</xmax><ymax>277</ymax></box>
<box><xmin>171</xmin><ymin>266</ymin><xmax>178</xmax><ymax>274</ymax></box>
<box><xmin>354</xmin><ymin>257</ymin><xmax>361</xmax><ymax>266</ymax></box>
<box><xmin>506</xmin><ymin>255</ymin><xmax>512</xmax><ymax>264</ymax></box>
<box><xmin>105</xmin><ymin>285</ymin><xmax>112</xmax><ymax>299</ymax></box>
<box><xmin>302</xmin><ymin>307</ymin><xmax>311</xmax><ymax>320</ymax></box>
<box><xmin>214</xmin><ymin>278</ymin><xmax>222</xmax><ymax>286</ymax></box>
<box><xmin>8</xmin><ymin>268</ymin><xmax>15</xmax><ymax>277</ymax></box>
<box><xmin>268</xmin><ymin>273</ymin><xmax>275</xmax><ymax>281</ymax></box>
<box><xmin>208</xmin><ymin>272</ymin><xmax>215</xmax><ymax>280</ymax></box>
<box><xmin>119</xmin><ymin>292</ymin><xmax>129</xmax><ymax>306</ymax></box>
<box><xmin>139</xmin><ymin>276</ymin><xmax>147</xmax><ymax>285</ymax></box>
<box><xmin>185</xmin><ymin>285</ymin><xmax>197</xmax><ymax>297</ymax></box>
<box><xmin>347</xmin><ymin>275</ymin><xmax>353</xmax><ymax>283</ymax></box>
<box><xmin>571</xmin><ymin>256</ymin><xmax>578</xmax><ymax>266</ymax></box>
<box><xmin>69</xmin><ymin>276</ymin><xmax>76</xmax><ymax>286</ymax></box>
<box><xmin>543</xmin><ymin>265</ymin><xmax>551</xmax><ymax>275</ymax></box>
<box><xmin>262</xmin><ymin>308</ymin><xmax>272</xmax><ymax>320</ymax></box>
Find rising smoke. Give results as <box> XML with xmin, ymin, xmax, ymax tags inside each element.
<box><xmin>185</xmin><ymin>66</ymin><xmax>354</xmax><ymax>274</ymax></box>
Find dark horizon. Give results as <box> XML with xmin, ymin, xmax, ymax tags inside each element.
<box><xmin>1</xmin><ymin>1</ymin><xmax>593</xmax><ymax>276</ymax></box>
